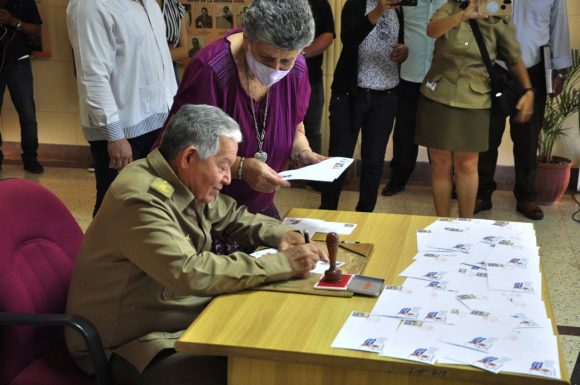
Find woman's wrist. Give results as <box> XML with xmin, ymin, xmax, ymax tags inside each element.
<box><xmin>236</xmin><ymin>157</ymin><xmax>245</xmax><ymax>180</ymax></box>
<box><xmin>293</xmin><ymin>148</ymin><xmax>311</xmax><ymax>163</ymax></box>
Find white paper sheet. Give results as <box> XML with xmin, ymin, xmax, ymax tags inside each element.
<box><xmin>331</xmin><ymin>312</ymin><xmax>400</xmax><ymax>353</ymax></box>
<box><xmin>279</xmin><ymin>157</ymin><xmax>353</xmax><ymax>182</ymax></box>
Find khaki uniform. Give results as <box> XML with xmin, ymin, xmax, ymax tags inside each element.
<box><xmin>420</xmin><ymin>1</ymin><xmax>522</xmax><ymax>109</ymax></box>
<box><xmin>66</xmin><ymin>149</ymin><xmax>295</xmax><ymax>374</ymax></box>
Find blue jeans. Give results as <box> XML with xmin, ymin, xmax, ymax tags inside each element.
<box><xmin>320</xmin><ymin>87</ymin><xmax>397</xmax><ymax>212</ymax></box>
<box><xmin>0</xmin><ymin>58</ymin><xmax>39</xmax><ymax>162</ymax></box>
<box><xmin>303</xmin><ymin>79</ymin><xmax>324</xmax><ymax>154</ymax></box>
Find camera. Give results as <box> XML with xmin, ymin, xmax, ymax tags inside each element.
<box><xmin>478</xmin><ymin>0</ymin><xmax>513</xmax><ymax>16</ymax></box>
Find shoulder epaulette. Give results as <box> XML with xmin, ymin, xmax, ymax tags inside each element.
<box><xmin>150</xmin><ymin>177</ymin><xmax>174</xmax><ymax>199</ymax></box>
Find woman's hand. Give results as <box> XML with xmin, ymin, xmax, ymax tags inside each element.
<box><xmin>461</xmin><ymin>0</ymin><xmax>487</xmax><ymax>20</ymax></box>
<box><xmin>241</xmin><ymin>157</ymin><xmax>290</xmax><ymax>193</ymax></box>
<box><xmin>514</xmin><ymin>90</ymin><xmax>534</xmax><ymax>123</ymax></box>
<box><xmin>295</xmin><ymin>150</ymin><xmax>326</xmax><ymax>168</ymax></box>
<box><xmin>368</xmin><ymin>0</ymin><xmax>401</xmax><ymax>24</ymax></box>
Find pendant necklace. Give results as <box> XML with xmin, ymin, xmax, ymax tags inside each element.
<box><xmin>246</xmin><ymin>61</ymin><xmax>269</xmax><ymax>162</ymax></box>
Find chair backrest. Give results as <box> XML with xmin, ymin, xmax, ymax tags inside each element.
<box><xmin>0</xmin><ymin>179</ymin><xmax>84</xmax><ymax>384</ymax></box>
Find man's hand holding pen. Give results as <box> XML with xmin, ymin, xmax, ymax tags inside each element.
<box><xmin>278</xmin><ymin>230</ymin><xmax>328</xmax><ymax>278</ymax></box>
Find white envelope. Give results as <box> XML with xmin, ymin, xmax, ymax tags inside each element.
<box><xmin>331</xmin><ymin>312</ymin><xmax>400</xmax><ymax>353</ymax></box>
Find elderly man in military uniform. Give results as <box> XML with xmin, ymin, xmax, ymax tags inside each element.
<box><xmin>65</xmin><ymin>104</ymin><xmax>327</xmax><ymax>385</ymax></box>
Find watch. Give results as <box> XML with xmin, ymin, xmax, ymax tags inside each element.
<box><xmin>15</xmin><ymin>20</ymin><xmax>23</xmax><ymax>32</ymax></box>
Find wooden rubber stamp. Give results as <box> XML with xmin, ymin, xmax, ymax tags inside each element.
<box><xmin>323</xmin><ymin>232</ymin><xmax>342</xmax><ymax>282</ymax></box>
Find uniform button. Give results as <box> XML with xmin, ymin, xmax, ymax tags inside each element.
<box><xmin>464</xmin><ymin>42</ymin><xmax>469</xmax><ymax>46</ymax></box>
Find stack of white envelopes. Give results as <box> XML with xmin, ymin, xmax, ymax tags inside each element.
<box><xmin>332</xmin><ymin>218</ymin><xmax>560</xmax><ymax>380</ymax></box>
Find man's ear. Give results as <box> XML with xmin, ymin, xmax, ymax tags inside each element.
<box><xmin>179</xmin><ymin>146</ymin><xmax>198</xmax><ymax>169</ymax></box>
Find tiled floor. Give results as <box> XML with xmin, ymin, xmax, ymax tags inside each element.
<box><xmin>2</xmin><ymin>163</ymin><xmax>579</xmax><ymax>380</ymax></box>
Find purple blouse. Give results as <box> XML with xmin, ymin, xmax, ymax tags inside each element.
<box><xmin>167</xmin><ymin>30</ymin><xmax>311</xmax><ymax>215</ymax></box>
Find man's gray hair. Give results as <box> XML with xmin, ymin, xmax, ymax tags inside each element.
<box><xmin>159</xmin><ymin>104</ymin><xmax>242</xmax><ymax>161</ymax></box>
<box><xmin>243</xmin><ymin>0</ymin><xmax>314</xmax><ymax>51</ymax></box>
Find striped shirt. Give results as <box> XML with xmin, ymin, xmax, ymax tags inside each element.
<box><xmin>162</xmin><ymin>0</ymin><xmax>185</xmax><ymax>47</ymax></box>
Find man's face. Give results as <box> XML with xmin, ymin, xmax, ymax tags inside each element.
<box><xmin>201</xmin><ymin>7</ymin><xmax>208</xmax><ymax>16</ymax></box>
<box><xmin>180</xmin><ymin>137</ymin><xmax>237</xmax><ymax>203</ymax></box>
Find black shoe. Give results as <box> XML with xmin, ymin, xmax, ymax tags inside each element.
<box><xmin>23</xmin><ymin>160</ymin><xmax>44</xmax><ymax>174</ymax></box>
<box><xmin>516</xmin><ymin>202</ymin><xmax>544</xmax><ymax>220</ymax></box>
<box><xmin>381</xmin><ymin>183</ymin><xmax>405</xmax><ymax>196</ymax></box>
<box><xmin>474</xmin><ymin>199</ymin><xmax>492</xmax><ymax>214</ymax></box>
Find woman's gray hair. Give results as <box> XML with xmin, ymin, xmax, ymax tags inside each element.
<box><xmin>159</xmin><ymin>104</ymin><xmax>242</xmax><ymax>161</ymax></box>
<box><xmin>242</xmin><ymin>0</ymin><xmax>314</xmax><ymax>51</ymax></box>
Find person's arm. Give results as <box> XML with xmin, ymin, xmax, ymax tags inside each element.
<box><xmin>426</xmin><ymin>0</ymin><xmax>486</xmax><ymax>38</ymax></box>
<box><xmin>302</xmin><ymin>32</ymin><xmax>334</xmax><ymax>59</ymax></box>
<box><xmin>67</xmin><ymin>1</ymin><xmax>132</xmax><ymax>169</ymax></box>
<box><xmin>340</xmin><ymin>0</ymin><xmax>395</xmax><ymax>49</ymax></box>
<box><xmin>0</xmin><ymin>10</ymin><xmax>41</xmax><ymax>38</ymax></box>
<box><xmin>509</xmin><ymin>60</ymin><xmax>534</xmax><ymax>123</ymax></box>
<box><xmin>303</xmin><ymin>0</ymin><xmax>335</xmax><ymax>59</ymax></box>
<box><xmin>291</xmin><ymin>122</ymin><xmax>326</xmax><ymax>167</ymax></box>
<box><xmin>169</xmin><ymin>13</ymin><xmax>189</xmax><ymax>61</ymax></box>
<box><xmin>549</xmin><ymin>0</ymin><xmax>572</xmax><ymax>96</ymax></box>
<box><xmin>119</xmin><ymin>195</ymin><xmax>324</xmax><ymax>295</ymax></box>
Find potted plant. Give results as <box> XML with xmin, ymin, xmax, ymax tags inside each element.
<box><xmin>535</xmin><ymin>49</ymin><xmax>580</xmax><ymax>205</ymax></box>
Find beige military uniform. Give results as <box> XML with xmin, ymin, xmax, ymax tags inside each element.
<box><xmin>415</xmin><ymin>1</ymin><xmax>522</xmax><ymax>152</ymax></box>
<box><xmin>420</xmin><ymin>1</ymin><xmax>521</xmax><ymax>109</ymax></box>
<box><xmin>66</xmin><ymin>149</ymin><xmax>295</xmax><ymax>374</ymax></box>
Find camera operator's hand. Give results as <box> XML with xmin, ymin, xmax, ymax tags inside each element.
<box><xmin>368</xmin><ymin>0</ymin><xmax>401</xmax><ymax>24</ymax></box>
<box><xmin>461</xmin><ymin>0</ymin><xmax>488</xmax><ymax>20</ymax></box>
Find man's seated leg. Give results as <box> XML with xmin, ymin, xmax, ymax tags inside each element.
<box><xmin>111</xmin><ymin>349</ymin><xmax>227</xmax><ymax>385</ymax></box>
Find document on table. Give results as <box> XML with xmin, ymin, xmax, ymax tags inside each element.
<box><xmin>279</xmin><ymin>157</ymin><xmax>353</xmax><ymax>182</ymax></box>
<box><xmin>282</xmin><ymin>217</ymin><xmax>357</xmax><ymax>235</ymax></box>
<box><xmin>331</xmin><ymin>311</ymin><xmax>400</xmax><ymax>353</ymax></box>
<box><xmin>249</xmin><ymin>247</ymin><xmax>343</xmax><ymax>275</ymax></box>
<box><xmin>379</xmin><ymin>320</ymin><xmax>450</xmax><ymax>365</ymax></box>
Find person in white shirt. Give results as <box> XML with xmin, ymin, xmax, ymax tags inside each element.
<box><xmin>67</xmin><ymin>0</ymin><xmax>177</xmax><ymax>216</ymax></box>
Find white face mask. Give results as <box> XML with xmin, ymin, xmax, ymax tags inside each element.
<box><xmin>245</xmin><ymin>47</ymin><xmax>292</xmax><ymax>88</ymax></box>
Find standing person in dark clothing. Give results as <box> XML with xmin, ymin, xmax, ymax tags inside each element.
<box><xmin>320</xmin><ymin>0</ymin><xmax>407</xmax><ymax>212</ymax></box>
<box><xmin>475</xmin><ymin>0</ymin><xmax>572</xmax><ymax>220</ymax></box>
<box><xmin>302</xmin><ymin>0</ymin><xmax>335</xmax><ymax>155</ymax></box>
<box><xmin>381</xmin><ymin>0</ymin><xmax>445</xmax><ymax>196</ymax></box>
<box><xmin>0</xmin><ymin>0</ymin><xmax>44</xmax><ymax>173</ymax></box>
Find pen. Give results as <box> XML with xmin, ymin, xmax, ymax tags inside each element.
<box><xmin>303</xmin><ymin>229</ymin><xmax>310</xmax><ymax>243</ymax></box>
<box><xmin>340</xmin><ymin>240</ymin><xmax>359</xmax><ymax>244</ymax></box>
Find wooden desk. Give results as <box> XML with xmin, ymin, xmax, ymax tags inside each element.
<box><xmin>176</xmin><ymin>209</ymin><xmax>569</xmax><ymax>385</ymax></box>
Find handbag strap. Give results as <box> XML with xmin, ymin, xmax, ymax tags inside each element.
<box><xmin>468</xmin><ymin>19</ymin><xmax>494</xmax><ymax>80</ymax></box>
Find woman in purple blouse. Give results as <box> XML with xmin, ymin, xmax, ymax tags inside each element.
<box><xmin>162</xmin><ymin>0</ymin><xmax>324</xmax><ymax>219</ymax></box>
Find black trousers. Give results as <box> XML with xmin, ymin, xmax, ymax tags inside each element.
<box><xmin>0</xmin><ymin>58</ymin><xmax>39</xmax><ymax>162</ymax></box>
<box><xmin>90</xmin><ymin>128</ymin><xmax>161</xmax><ymax>216</ymax></box>
<box><xmin>388</xmin><ymin>79</ymin><xmax>421</xmax><ymax>187</ymax></box>
<box><xmin>477</xmin><ymin>64</ymin><xmax>547</xmax><ymax>203</ymax></box>
<box><xmin>320</xmin><ymin>87</ymin><xmax>397</xmax><ymax>212</ymax></box>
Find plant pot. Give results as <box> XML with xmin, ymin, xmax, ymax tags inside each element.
<box><xmin>535</xmin><ymin>156</ymin><xmax>572</xmax><ymax>205</ymax></box>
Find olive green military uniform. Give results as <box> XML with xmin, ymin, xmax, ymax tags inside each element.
<box><xmin>415</xmin><ymin>1</ymin><xmax>522</xmax><ymax>152</ymax></box>
<box><xmin>66</xmin><ymin>149</ymin><xmax>295</xmax><ymax>375</ymax></box>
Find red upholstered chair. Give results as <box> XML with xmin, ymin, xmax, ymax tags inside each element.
<box><xmin>0</xmin><ymin>179</ymin><xmax>112</xmax><ymax>385</ymax></box>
